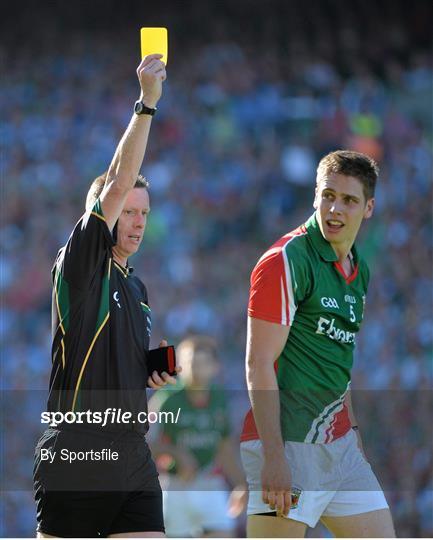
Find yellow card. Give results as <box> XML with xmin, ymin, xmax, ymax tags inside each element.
<box><xmin>140</xmin><ymin>27</ymin><xmax>168</xmax><ymax>65</ymax></box>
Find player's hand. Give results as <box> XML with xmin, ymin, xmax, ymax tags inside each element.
<box><xmin>227</xmin><ymin>484</ymin><xmax>248</xmax><ymax>518</ymax></box>
<box><xmin>261</xmin><ymin>456</ymin><xmax>292</xmax><ymax>517</ymax></box>
<box><xmin>177</xmin><ymin>449</ymin><xmax>199</xmax><ymax>482</ymax></box>
<box><xmin>136</xmin><ymin>54</ymin><xmax>166</xmax><ymax>108</ymax></box>
<box><xmin>147</xmin><ymin>340</ymin><xmax>182</xmax><ymax>389</ymax></box>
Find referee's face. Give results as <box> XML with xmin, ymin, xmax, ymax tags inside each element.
<box><xmin>116</xmin><ymin>188</ymin><xmax>150</xmax><ymax>257</ymax></box>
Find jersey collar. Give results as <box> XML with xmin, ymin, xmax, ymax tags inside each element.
<box><xmin>113</xmin><ymin>259</ymin><xmax>134</xmax><ymax>278</ymax></box>
<box><xmin>305</xmin><ymin>213</ymin><xmax>339</xmax><ymax>262</ymax></box>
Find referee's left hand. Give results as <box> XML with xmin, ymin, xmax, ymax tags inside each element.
<box><xmin>147</xmin><ymin>340</ymin><xmax>182</xmax><ymax>389</ymax></box>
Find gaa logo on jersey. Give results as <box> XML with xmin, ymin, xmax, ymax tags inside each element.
<box><xmin>290</xmin><ymin>486</ymin><xmax>302</xmax><ymax>509</ymax></box>
<box><xmin>320</xmin><ymin>296</ymin><xmax>339</xmax><ymax>309</ymax></box>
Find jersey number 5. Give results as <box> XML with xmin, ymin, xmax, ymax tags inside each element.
<box><xmin>349</xmin><ymin>305</ymin><xmax>356</xmax><ymax>323</ymax></box>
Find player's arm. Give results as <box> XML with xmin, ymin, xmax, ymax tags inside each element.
<box><xmin>246</xmin><ymin>316</ymin><xmax>292</xmax><ymax>517</ymax></box>
<box><xmin>246</xmin><ymin>242</ymin><xmax>309</xmax><ymax>516</ymax></box>
<box><xmin>100</xmin><ymin>54</ymin><xmax>166</xmax><ymax>232</ymax></box>
<box><xmin>215</xmin><ymin>437</ymin><xmax>248</xmax><ymax>517</ymax></box>
<box><xmin>147</xmin><ymin>391</ymin><xmax>198</xmax><ymax>479</ymax></box>
<box><xmin>216</xmin><ymin>436</ymin><xmax>246</xmax><ymax>487</ymax></box>
<box><xmin>345</xmin><ymin>389</ymin><xmax>366</xmax><ymax>458</ymax></box>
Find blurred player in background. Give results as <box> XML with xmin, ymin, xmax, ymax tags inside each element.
<box><xmin>33</xmin><ymin>55</ymin><xmax>180</xmax><ymax>538</ymax></box>
<box><xmin>242</xmin><ymin>150</ymin><xmax>396</xmax><ymax>538</ymax></box>
<box><xmin>149</xmin><ymin>336</ymin><xmax>247</xmax><ymax>537</ymax></box>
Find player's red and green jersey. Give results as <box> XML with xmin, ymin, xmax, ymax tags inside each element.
<box><xmin>151</xmin><ymin>384</ymin><xmax>231</xmax><ymax>472</ymax></box>
<box><xmin>241</xmin><ymin>213</ymin><xmax>370</xmax><ymax>444</ymax></box>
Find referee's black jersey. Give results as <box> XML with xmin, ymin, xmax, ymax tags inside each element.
<box><xmin>48</xmin><ymin>198</ymin><xmax>152</xmax><ymax>433</ymax></box>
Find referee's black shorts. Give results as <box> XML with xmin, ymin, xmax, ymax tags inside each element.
<box><xmin>33</xmin><ymin>426</ymin><xmax>164</xmax><ymax>538</ymax></box>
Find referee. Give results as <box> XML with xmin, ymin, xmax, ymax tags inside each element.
<box><xmin>33</xmin><ymin>55</ymin><xmax>177</xmax><ymax>538</ymax></box>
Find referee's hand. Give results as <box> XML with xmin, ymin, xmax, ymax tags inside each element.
<box><xmin>137</xmin><ymin>53</ymin><xmax>166</xmax><ymax>109</ymax></box>
<box><xmin>147</xmin><ymin>340</ymin><xmax>182</xmax><ymax>389</ymax></box>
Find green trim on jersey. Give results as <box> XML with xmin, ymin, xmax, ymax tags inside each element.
<box><xmin>54</xmin><ymin>271</ymin><xmax>70</xmax><ymax>332</ymax></box>
<box><xmin>96</xmin><ymin>258</ymin><xmax>111</xmax><ymax>329</ymax></box>
<box><xmin>91</xmin><ymin>198</ymin><xmax>106</xmax><ymax>222</ymax></box>
<box><xmin>140</xmin><ymin>302</ymin><xmax>151</xmax><ymax>315</ymax></box>
<box><xmin>72</xmin><ymin>258</ymin><xmax>112</xmax><ymax>412</ymax></box>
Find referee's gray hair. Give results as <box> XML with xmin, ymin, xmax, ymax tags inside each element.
<box><xmin>85</xmin><ymin>172</ymin><xmax>150</xmax><ymax>211</ymax></box>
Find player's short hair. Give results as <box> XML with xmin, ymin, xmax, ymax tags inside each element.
<box><xmin>177</xmin><ymin>335</ymin><xmax>218</xmax><ymax>363</ymax></box>
<box><xmin>316</xmin><ymin>150</ymin><xmax>379</xmax><ymax>201</ymax></box>
<box><xmin>85</xmin><ymin>171</ymin><xmax>150</xmax><ymax>211</ymax></box>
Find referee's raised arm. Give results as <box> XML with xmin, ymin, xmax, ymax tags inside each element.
<box><xmin>100</xmin><ymin>54</ymin><xmax>166</xmax><ymax>232</ymax></box>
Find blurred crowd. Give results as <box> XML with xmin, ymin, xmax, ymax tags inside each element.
<box><xmin>1</xmin><ymin>0</ymin><xmax>432</xmax><ymax>536</ymax></box>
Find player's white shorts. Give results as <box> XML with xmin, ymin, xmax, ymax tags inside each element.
<box><xmin>160</xmin><ymin>474</ymin><xmax>234</xmax><ymax>537</ymax></box>
<box><xmin>241</xmin><ymin>428</ymin><xmax>389</xmax><ymax>528</ymax></box>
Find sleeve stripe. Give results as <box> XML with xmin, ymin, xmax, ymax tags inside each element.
<box><xmin>248</xmin><ymin>228</ymin><xmax>306</xmax><ymax>326</ymax></box>
<box><xmin>282</xmin><ymin>241</ymin><xmax>297</xmax><ymax>326</ymax></box>
<box><xmin>280</xmin><ymin>277</ymin><xmax>288</xmax><ymax>325</ymax></box>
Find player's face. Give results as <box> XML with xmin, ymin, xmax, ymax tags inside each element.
<box><xmin>314</xmin><ymin>173</ymin><xmax>374</xmax><ymax>251</ymax></box>
<box><xmin>190</xmin><ymin>351</ymin><xmax>218</xmax><ymax>386</ymax></box>
<box><xmin>116</xmin><ymin>188</ymin><xmax>150</xmax><ymax>257</ymax></box>
<box><xmin>180</xmin><ymin>349</ymin><xmax>219</xmax><ymax>387</ymax></box>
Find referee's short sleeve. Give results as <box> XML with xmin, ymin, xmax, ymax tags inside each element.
<box><xmin>57</xmin><ymin>198</ymin><xmax>115</xmax><ymax>290</ymax></box>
